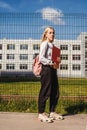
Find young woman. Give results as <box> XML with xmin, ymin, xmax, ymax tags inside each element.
<box><xmin>38</xmin><ymin>26</ymin><xmax>64</xmax><ymax>123</ymax></box>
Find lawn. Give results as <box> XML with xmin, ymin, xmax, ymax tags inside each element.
<box><xmin>0</xmin><ymin>78</ymin><xmax>87</xmax><ymax>97</ymax></box>
<box><xmin>0</xmin><ymin>78</ymin><xmax>87</xmax><ymax>114</ymax></box>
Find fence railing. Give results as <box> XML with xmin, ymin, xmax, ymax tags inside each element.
<box><xmin>0</xmin><ymin>13</ymin><xmax>87</xmax><ymax>103</ymax></box>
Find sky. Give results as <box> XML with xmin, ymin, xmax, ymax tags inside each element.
<box><xmin>0</xmin><ymin>0</ymin><xmax>87</xmax><ymax>13</ymax></box>
<box><xmin>0</xmin><ymin>0</ymin><xmax>87</xmax><ymax>39</ymax></box>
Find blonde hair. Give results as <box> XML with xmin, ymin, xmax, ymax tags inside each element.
<box><xmin>41</xmin><ymin>26</ymin><xmax>55</xmax><ymax>42</ymax></box>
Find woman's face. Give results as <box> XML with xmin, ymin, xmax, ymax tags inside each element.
<box><xmin>46</xmin><ymin>28</ymin><xmax>55</xmax><ymax>43</ymax></box>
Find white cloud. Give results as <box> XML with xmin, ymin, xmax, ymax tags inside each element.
<box><xmin>40</xmin><ymin>25</ymin><xmax>48</xmax><ymax>29</ymax></box>
<box><xmin>0</xmin><ymin>1</ymin><xmax>15</xmax><ymax>11</ymax></box>
<box><xmin>39</xmin><ymin>7</ymin><xmax>65</xmax><ymax>25</ymax></box>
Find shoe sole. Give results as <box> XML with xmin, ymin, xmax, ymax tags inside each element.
<box><xmin>49</xmin><ymin>116</ymin><xmax>64</xmax><ymax>120</ymax></box>
<box><xmin>38</xmin><ymin>118</ymin><xmax>53</xmax><ymax>123</ymax></box>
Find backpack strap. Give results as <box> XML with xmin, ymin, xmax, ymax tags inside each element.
<box><xmin>44</xmin><ymin>43</ymin><xmax>49</xmax><ymax>57</ymax></box>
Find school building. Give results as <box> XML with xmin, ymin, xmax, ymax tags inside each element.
<box><xmin>0</xmin><ymin>32</ymin><xmax>87</xmax><ymax>78</ymax></box>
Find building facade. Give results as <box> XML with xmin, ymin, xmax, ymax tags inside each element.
<box><xmin>0</xmin><ymin>33</ymin><xmax>87</xmax><ymax>78</ymax></box>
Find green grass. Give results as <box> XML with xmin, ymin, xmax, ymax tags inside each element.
<box><xmin>0</xmin><ymin>78</ymin><xmax>87</xmax><ymax>96</ymax></box>
<box><xmin>0</xmin><ymin>82</ymin><xmax>40</xmax><ymax>96</ymax></box>
<box><xmin>0</xmin><ymin>98</ymin><xmax>87</xmax><ymax>114</ymax></box>
<box><xmin>0</xmin><ymin>78</ymin><xmax>87</xmax><ymax>114</ymax></box>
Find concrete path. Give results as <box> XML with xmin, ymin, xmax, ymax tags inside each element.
<box><xmin>0</xmin><ymin>112</ymin><xmax>87</xmax><ymax>130</ymax></box>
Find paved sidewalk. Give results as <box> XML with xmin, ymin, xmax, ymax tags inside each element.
<box><xmin>0</xmin><ymin>112</ymin><xmax>87</xmax><ymax>130</ymax></box>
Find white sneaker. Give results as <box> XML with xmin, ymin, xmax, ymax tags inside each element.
<box><xmin>49</xmin><ymin>112</ymin><xmax>64</xmax><ymax>120</ymax></box>
<box><xmin>38</xmin><ymin>113</ymin><xmax>53</xmax><ymax>123</ymax></box>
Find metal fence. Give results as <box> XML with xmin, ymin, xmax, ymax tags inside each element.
<box><xmin>0</xmin><ymin>12</ymin><xmax>87</xmax><ymax>39</ymax></box>
<box><xmin>0</xmin><ymin>13</ymin><xmax>87</xmax><ymax>105</ymax></box>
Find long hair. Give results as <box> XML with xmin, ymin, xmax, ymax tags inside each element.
<box><xmin>41</xmin><ymin>26</ymin><xmax>55</xmax><ymax>42</ymax></box>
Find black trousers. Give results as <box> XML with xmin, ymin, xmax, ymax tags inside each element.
<box><xmin>38</xmin><ymin>65</ymin><xmax>59</xmax><ymax>113</ymax></box>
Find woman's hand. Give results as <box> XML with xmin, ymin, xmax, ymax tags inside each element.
<box><xmin>53</xmin><ymin>62</ymin><xmax>59</xmax><ymax>69</ymax></box>
<box><xmin>52</xmin><ymin>57</ymin><xmax>61</xmax><ymax>69</ymax></box>
<box><xmin>57</xmin><ymin>57</ymin><xmax>61</xmax><ymax>63</ymax></box>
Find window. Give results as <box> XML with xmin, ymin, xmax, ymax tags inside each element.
<box><xmin>7</xmin><ymin>44</ymin><xmax>15</xmax><ymax>50</ymax></box>
<box><xmin>0</xmin><ymin>54</ymin><xmax>2</xmax><ymax>60</ymax></box>
<box><xmin>85</xmin><ymin>52</ymin><xmax>87</xmax><ymax>58</ymax></box>
<box><xmin>60</xmin><ymin>64</ymin><xmax>68</xmax><ymax>70</ymax></box>
<box><xmin>72</xmin><ymin>45</ymin><xmax>80</xmax><ymax>50</ymax></box>
<box><xmin>20</xmin><ymin>44</ymin><xmax>28</xmax><ymax>50</ymax></box>
<box><xmin>0</xmin><ymin>44</ymin><xmax>2</xmax><ymax>50</ymax></box>
<box><xmin>0</xmin><ymin>64</ymin><xmax>2</xmax><ymax>69</ymax></box>
<box><xmin>20</xmin><ymin>54</ymin><xmax>28</xmax><ymax>60</ymax></box>
<box><xmin>72</xmin><ymin>55</ymin><xmax>81</xmax><ymax>60</ymax></box>
<box><xmin>33</xmin><ymin>44</ymin><xmax>40</xmax><ymax>50</ymax></box>
<box><xmin>60</xmin><ymin>45</ymin><xmax>68</xmax><ymax>50</ymax></box>
<box><xmin>61</xmin><ymin>54</ymin><xmax>68</xmax><ymax>60</ymax></box>
<box><xmin>85</xmin><ymin>43</ymin><xmax>87</xmax><ymax>48</ymax></box>
<box><xmin>20</xmin><ymin>64</ymin><xmax>28</xmax><ymax>70</ymax></box>
<box><xmin>85</xmin><ymin>36</ymin><xmax>87</xmax><ymax>40</ymax></box>
<box><xmin>72</xmin><ymin>64</ymin><xmax>80</xmax><ymax>70</ymax></box>
<box><xmin>33</xmin><ymin>53</ymin><xmax>39</xmax><ymax>59</ymax></box>
<box><xmin>6</xmin><ymin>64</ymin><xmax>15</xmax><ymax>70</ymax></box>
<box><xmin>7</xmin><ymin>54</ymin><xmax>14</xmax><ymax>59</ymax></box>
